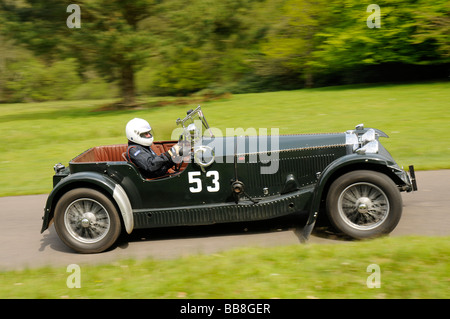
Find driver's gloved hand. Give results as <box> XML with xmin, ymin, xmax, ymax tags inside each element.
<box><xmin>167</xmin><ymin>144</ymin><xmax>185</xmax><ymax>165</ymax></box>
<box><xmin>168</xmin><ymin>144</ymin><xmax>181</xmax><ymax>157</ymax></box>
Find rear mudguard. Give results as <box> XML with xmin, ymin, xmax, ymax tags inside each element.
<box><xmin>41</xmin><ymin>172</ymin><xmax>133</xmax><ymax>234</ymax></box>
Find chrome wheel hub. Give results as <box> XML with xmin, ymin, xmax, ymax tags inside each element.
<box><xmin>80</xmin><ymin>212</ymin><xmax>96</xmax><ymax>228</ymax></box>
<box><xmin>356</xmin><ymin>197</ymin><xmax>372</xmax><ymax>214</ymax></box>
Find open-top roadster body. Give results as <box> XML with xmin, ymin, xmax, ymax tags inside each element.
<box><xmin>41</xmin><ymin>107</ymin><xmax>417</xmax><ymax>253</ymax></box>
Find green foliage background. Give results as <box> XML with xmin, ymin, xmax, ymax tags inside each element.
<box><xmin>0</xmin><ymin>0</ymin><xmax>448</xmax><ymax>103</ymax></box>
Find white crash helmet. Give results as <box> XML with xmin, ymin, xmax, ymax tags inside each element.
<box><xmin>125</xmin><ymin>118</ymin><xmax>154</xmax><ymax>147</ymax></box>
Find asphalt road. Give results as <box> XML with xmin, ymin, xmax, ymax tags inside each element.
<box><xmin>0</xmin><ymin>170</ymin><xmax>448</xmax><ymax>271</ymax></box>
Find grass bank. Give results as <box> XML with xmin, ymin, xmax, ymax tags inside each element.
<box><xmin>0</xmin><ymin>81</ymin><xmax>449</xmax><ymax>196</ymax></box>
<box><xmin>0</xmin><ymin>236</ymin><xmax>448</xmax><ymax>299</ymax></box>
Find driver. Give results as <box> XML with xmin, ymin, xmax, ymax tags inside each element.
<box><xmin>125</xmin><ymin>118</ymin><xmax>181</xmax><ymax>178</ymax></box>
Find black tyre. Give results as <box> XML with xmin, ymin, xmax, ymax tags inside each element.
<box><xmin>326</xmin><ymin>170</ymin><xmax>402</xmax><ymax>239</ymax></box>
<box><xmin>54</xmin><ymin>188</ymin><xmax>122</xmax><ymax>253</ymax></box>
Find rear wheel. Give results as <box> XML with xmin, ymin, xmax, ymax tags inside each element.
<box><xmin>326</xmin><ymin>170</ymin><xmax>402</xmax><ymax>239</ymax></box>
<box><xmin>54</xmin><ymin>188</ymin><xmax>121</xmax><ymax>253</ymax></box>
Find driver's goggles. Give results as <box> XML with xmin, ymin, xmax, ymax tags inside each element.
<box><xmin>140</xmin><ymin>131</ymin><xmax>153</xmax><ymax>138</ymax></box>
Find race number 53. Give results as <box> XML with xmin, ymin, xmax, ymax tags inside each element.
<box><xmin>188</xmin><ymin>171</ymin><xmax>220</xmax><ymax>193</ymax></box>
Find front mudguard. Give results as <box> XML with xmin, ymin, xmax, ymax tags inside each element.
<box><xmin>301</xmin><ymin>153</ymin><xmax>409</xmax><ymax>240</ymax></box>
<box><xmin>41</xmin><ymin>171</ymin><xmax>133</xmax><ymax>234</ymax></box>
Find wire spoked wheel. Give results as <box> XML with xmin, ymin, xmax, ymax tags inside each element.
<box><xmin>64</xmin><ymin>198</ymin><xmax>111</xmax><ymax>244</ymax></box>
<box><xmin>326</xmin><ymin>170</ymin><xmax>402</xmax><ymax>239</ymax></box>
<box><xmin>337</xmin><ymin>182</ymin><xmax>389</xmax><ymax>231</ymax></box>
<box><xmin>54</xmin><ymin>188</ymin><xmax>121</xmax><ymax>253</ymax></box>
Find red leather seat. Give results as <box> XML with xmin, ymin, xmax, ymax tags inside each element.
<box><xmin>94</xmin><ymin>144</ymin><xmax>128</xmax><ymax>162</ymax></box>
<box><xmin>71</xmin><ymin>142</ymin><xmax>179</xmax><ymax>163</ymax></box>
<box><xmin>71</xmin><ymin>142</ymin><xmax>189</xmax><ymax>180</ymax></box>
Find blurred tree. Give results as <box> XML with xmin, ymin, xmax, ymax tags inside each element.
<box><xmin>261</xmin><ymin>0</ymin><xmax>450</xmax><ymax>87</ymax></box>
<box><xmin>145</xmin><ymin>0</ymin><xmax>269</xmax><ymax>95</ymax></box>
<box><xmin>261</xmin><ymin>0</ymin><xmax>332</xmax><ymax>87</ymax></box>
<box><xmin>3</xmin><ymin>58</ymin><xmax>81</xmax><ymax>102</ymax></box>
<box><xmin>0</xmin><ymin>34</ymin><xmax>82</xmax><ymax>102</ymax></box>
<box><xmin>0</xmin><ymin>34</ymin><xmax>17</xmax><ymax>102</ymax></box>
<box><xmin>1</xmin><ymin>0</ymin><xmax>448</xmax><ymax>100</ymax></box>
<box><xmin>412</xmin><ymin>0</ymin><xmax>450</xmax><ymax>59</ymax></box>
<box><xmin>0</xmin><ymin>0</ymin><xmax>158</xmax><ymax>106</ymax></box>
<box><xmin>312</xmin><ymin>0</ymin><xmax>450</xmax><ymax>82</ymax></box>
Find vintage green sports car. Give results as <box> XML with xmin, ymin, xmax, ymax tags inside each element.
<box><xmin>41</xmin><ymin>106</ymin><xmax>417</xmax><ymax>253</ymax></box>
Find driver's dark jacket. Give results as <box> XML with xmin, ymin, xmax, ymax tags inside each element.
<box><xmin>126</xmin><ymin>142</ymin><xmax>174</xmax><ymax>178</ymax></box>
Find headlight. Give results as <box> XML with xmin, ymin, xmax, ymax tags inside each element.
<box><xmin>356</xmin><ymin>140</ymin><xmax>379</xmax><ymax>154</ymax></box>
<box><xmin>361</xmin><ymin>129</ymin><xmax>376</xmax><ymax>144</ymax></box>
<box><xmin>348</xmin><ymin>125</ymin><xmax>381</xmax><ymax>155</ymax></box>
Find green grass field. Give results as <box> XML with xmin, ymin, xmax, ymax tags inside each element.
<box><xmin>0</xmin><ymin>81</ymin><xmax>449</xmax><ymax>197</ymax></box>
<box><xmin>0</xmin><ymin>236</ymin><xmax>448</xmax><ymax>299</ymax></box>
<box><xmin>0</xmin><ymin>82</ymin><xmax>449</xmax><ymax>299</ymax></box>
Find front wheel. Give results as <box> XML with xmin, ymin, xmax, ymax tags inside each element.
<box><xmin>326</xmin><ymin>170</ymin><xmax>402</xmax><ymax>239</ymax></box>
<box><xmin>54</xmin><ymin>188</ymin><xmax>122</xmax><ymax>253</ymax></box>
